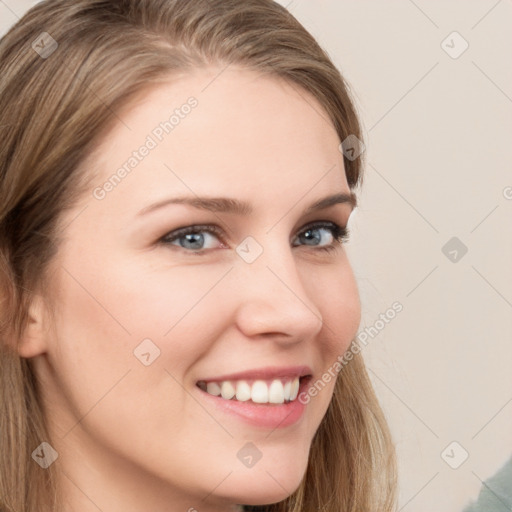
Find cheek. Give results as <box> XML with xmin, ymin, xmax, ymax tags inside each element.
<box><xmin>290</xmin><ymin>258</ymin><xmax>360</xmax><ymax>418</ymax></box>
<box><xmin>47</xmin><ymin>256</ymin><xmax>231</xmax><ymax>406</ymax></box>
<box><xmin>307</xmin><ymin>259</ymin><xmax>361</xmax><ymax>361</ymax></box>
<box><xmin>45</xmin><ymin>259</ymin><xmax>235</xmax><ymax>469</ymax></box>
<box><xmin>110</xmin><ymin>259</ymin><xmax>234</xmax><ymax>361</ymax></box>
<box><xmin>54</xmin><ymin>254</ymin><xmax>227</xmax><ymax>348</ymax></box>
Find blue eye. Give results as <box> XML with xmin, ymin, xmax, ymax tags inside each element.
<box><xmin>292</xmin><ymin>222</ymin><xmax>350</xmax><ymax>252</ymax></box>
<box><xmin>161</xmin><ymin>224</ymin><xmax>226</xmax><ymax>252</ymax></box>
<box><xmin>160</xmin><ymin>221</ymin><xmax>349</xmax><ymax>254</ymax></box>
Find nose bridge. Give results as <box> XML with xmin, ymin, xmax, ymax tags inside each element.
<box><xmin>233</xmin><ymin>235</ymin><xmax>323</xmax><ymax>338</ymax></box>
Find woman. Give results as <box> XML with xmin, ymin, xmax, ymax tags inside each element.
<box><xmin>0</xmin><ymin>1</ymin><xmax>397</xmax><ymax>511</ymax></box>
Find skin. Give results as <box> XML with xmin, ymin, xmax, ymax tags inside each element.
<box><xmin>20</xmin><ymin>67</ymin><xmax>361</xmax><ymax>512</ymax></box>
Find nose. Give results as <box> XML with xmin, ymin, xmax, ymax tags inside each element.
<box><xmin>232</xmin><ymin>238</ymin><xmax>324</xmax><ymax>344</ymax></box>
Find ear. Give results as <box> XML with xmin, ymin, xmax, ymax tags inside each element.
<box><xmin>17</xmin><ymin>294</ymin><xmax>50</xmax><ymax>359</ymax></box>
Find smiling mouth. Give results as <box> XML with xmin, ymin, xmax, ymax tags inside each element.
<box><xmin>196</xmin><ymin>375</ymin><xmax>311</xmax><ymax>404</ymax></box>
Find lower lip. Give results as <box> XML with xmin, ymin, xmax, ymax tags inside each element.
<box><xmin>195</xmin><ymin>377</ymin><xmax>311</xmax><ymax>429</ymax></box>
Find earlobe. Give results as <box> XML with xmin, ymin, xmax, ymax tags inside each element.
<box><xmin>17</xmin><ymin>294</ymin><xmax>50</xmax><ymax>359</ymax></box>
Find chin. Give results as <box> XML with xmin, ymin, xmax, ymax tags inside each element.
<box><xmin>232</xmin><ymin>488</ymin><xmax>296</xmax><ymax>508</ymax></box>
<box><xmin>224</xmin><ymin>465</ymin><xmax>306</xmax><ymax>507</ymax></box>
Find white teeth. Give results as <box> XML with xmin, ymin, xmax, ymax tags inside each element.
<box><xmin>220</xmin><ymin>381</ymin><xmax>236</xmax><ymax>400</ymax></box>
<box><xmin>206</xmin><ymin>382</ymin><xmax>221</xmax><ymax>396</ymax></box>
<box><xmin>200</xmin><ymin>376</ymin><xmax>302</xmax><ymax>404</ymax></box>
<box><xmin>268</xmin><ymin>379</ymin><xmax>285</xmax><ymax>404</ymax></box>
<box><xmin>290</xmin><ymin>377</ymin><xmax>300</xmax><ymax>401</ymax></box>
<box><xmin>251</xmin><ymin>380</ymin><xmax>269</xmax><ymax>403</ymax></box>
<box><xmin>235</xmin><ymin>380</ymin><xmax>251</xmax><ymax>402</ymax></box>
<box><xmin>283</xmin><ymin>380</ymin><xmax>292</xmax><ymax>401</ymax></box>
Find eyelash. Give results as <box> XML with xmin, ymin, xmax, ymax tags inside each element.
<box><xmin>159</xmin><ymin>221</ymin><xmax>350</xmax><ymax>254</ymax></box>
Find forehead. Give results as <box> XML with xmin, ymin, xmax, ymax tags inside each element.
<box><xmin>83</xmin><ymin>67</ymin><xmax>350</xmax><ymax>216</ymax></box>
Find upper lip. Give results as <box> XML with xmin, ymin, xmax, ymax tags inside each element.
<box><xmin>197</xmin><ymin>365</ymin><xmax>313</xmax><ymax>383</ymax></box>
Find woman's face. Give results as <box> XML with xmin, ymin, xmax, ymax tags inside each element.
<box><xmin>30</xmin><ymin>67</ymin><xmax>361</xmax><ymax>511</ymax></box>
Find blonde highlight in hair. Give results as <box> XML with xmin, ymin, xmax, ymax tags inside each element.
<box><xmin>0</xmin><ymin>1</ymin><xmax>396</xmax><ymax>510</ymax></box>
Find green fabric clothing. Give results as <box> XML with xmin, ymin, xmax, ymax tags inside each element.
<box><xmin>463</xmin><ymin>456</ymin><xmax>512</xmax><ymax>512</ymax></box>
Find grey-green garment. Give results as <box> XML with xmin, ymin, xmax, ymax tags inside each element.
<box><xmin>463</xmin><ymin>456</ymin><xmax>512</xmax><ymax>512</ymax></box>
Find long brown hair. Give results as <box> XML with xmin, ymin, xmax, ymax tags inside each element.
<box><xmin>0</xmin><ymin>1</ymin><xmax>397</xmax><ymax>510</ymax></box>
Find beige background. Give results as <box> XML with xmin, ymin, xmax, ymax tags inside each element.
<box><xmin>1</xmin><ymin>1</ymin><xmax>511</xmax><ymax>510</ymax></box>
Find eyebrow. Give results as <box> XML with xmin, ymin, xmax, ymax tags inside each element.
<box><xmin>136</xmin><ymin>192</ymin><xmax>357</xmax><ymax>217</ymax></box>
